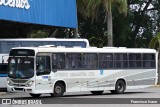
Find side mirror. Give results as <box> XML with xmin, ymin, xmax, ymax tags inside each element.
<box><xmin>36</xmin><ymin>71</ymin><xmax>41</xmax><ymax>76</ymax></box>
<box><xmin>52</xmin><ymin>69</ymin><xmax>57</xmax><ymax>73</ymax></box>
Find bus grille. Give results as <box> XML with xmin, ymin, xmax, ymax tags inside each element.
<box><xmin>13</xmin><ymin>84</ymin><xmax>26</xmax><ymax>87</ymax></box>
<box><xmin>14</xmin><ymin>88</ymin><xmax>24</xmax><ymax>91</ymax></box>
<box><xmin>10</xmin><ymin>79</ymin><xmax>28</xmax><ymax>83</ymax></box>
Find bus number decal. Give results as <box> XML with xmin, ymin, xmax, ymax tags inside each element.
<box><xmin>42</xmin><ymin>76</ymin><xmax>48</xmax><ymax>79</ymax></box>
<box><xmin>100</xmin><ymin>70</ymin><xmax>104</xmax><ymax>75</ymax></box>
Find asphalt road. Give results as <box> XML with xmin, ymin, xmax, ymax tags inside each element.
<box><xmin>0</xmin><ymin>87</ymin><xmax>160</xmax><ymax>107</ymax></box>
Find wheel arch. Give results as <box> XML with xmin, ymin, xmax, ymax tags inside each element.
<box><xmin>54</xmin><ymin>80</ymin><xmax>66</xmax><ymax>92</ymax></box>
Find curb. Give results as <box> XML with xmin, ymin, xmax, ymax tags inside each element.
<box><xmin>0</xmin><ymin>92</ymin><xmax>6</xmax><ymax>95</ymax></box>
<box><xmin>155</xmin><ymin>85</ymin><xmax>160</xmax><ymax>87</ymax></box>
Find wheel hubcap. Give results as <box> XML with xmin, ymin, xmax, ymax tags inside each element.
<box><xmin>55</xmin><ymin>86</ymin><xmax>61</xmax><ymax>94</ymax></box>
<box><xmin>118</xmin><ymin>84</ymin><xmax>123</xmax><ymax>92</ymax></box>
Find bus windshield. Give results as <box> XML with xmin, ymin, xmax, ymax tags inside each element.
<box><xmin>8</xmin><ymin>57</ymin><xmax>34</xmax><ymax>79</ymax></box>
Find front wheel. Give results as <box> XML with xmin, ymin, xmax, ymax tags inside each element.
<box><xmin>29</xmin><ymin>93</ymin><xmax>41</xmax><ymax>98</ymax></box>
<box><xmin>90</xmin><ymin>91</ymin><xmax>103</xmax><ymax>95</ymax></box>
<box><xmin>51</xmin><ymin>82</ymin><xmax>65</xmax><ymax>97</ymax></box>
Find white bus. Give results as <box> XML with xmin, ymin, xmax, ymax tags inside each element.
<box><xmin>7</xmin><ymin>46</ymin><xmax>158</xmax><ymax>97</ymax></box>
<box><xmin>0</xmin><ymin>38</ymin><xmax>89</xmax><ymax>88</ymax></box>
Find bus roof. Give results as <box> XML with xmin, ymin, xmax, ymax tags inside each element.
<box><xmin>0</xmin><ymin>38</ymin><xmax>89</xmax><ymax>42</ymax></box>
<box><xmin>11</xmin><ymin>47</ymin><xmax>157</xmax><ymax>54</ymax></box>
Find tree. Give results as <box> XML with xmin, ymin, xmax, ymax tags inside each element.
<box><xmin>28</xmin><ymin>30</ymin><xmax>49</xmax><ymax>38</ymax></box>
<box><xmin>77</xmin><ymin>0</ymin><xmax>128</xmax><ymax>46</ymax></box>
<box><xmin>75</xmin><ymin>0</ymin><xmax>91</xmax><ymax>38</ymax></box>
<box><xmin>149</xmin><ymin>32</ymin><xmax>160</xmax><ymax>84</ymax></box>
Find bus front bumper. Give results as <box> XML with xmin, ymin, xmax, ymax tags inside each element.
<box><xmin>7</xmin><ymin>86</ymin><xmax>33</xmax><ymax>93</ymax></box>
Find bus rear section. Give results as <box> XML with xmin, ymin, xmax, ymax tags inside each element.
<box><xmin>0</xmin><ymin>54</ymin><xmax>9</xmax><ymax>89</ymax></box>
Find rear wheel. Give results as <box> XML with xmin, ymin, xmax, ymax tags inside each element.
<box><xmin>51</xmin><ymin>82</ymin><xmax>65</xmax><ymax>97</ymax></box>
<box><xmin>90</xmin><ymin>91</ymin><xmax>103</xmax><ymax>95</ymax></box>
<box><xmin>29</xmin><ymin>93</ymin><xmax>41</xmax><ymax>98</ymax></box>
<box><xmin>111</xmin><ymin>80</ymin><xmax>126</xmax><ymax>94</ymax></box>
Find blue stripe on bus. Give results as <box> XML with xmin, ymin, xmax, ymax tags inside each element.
<box><xmin>0</xmin><ymin>74</ymin><xmax>8</xmax><ymax>77</ymax></box>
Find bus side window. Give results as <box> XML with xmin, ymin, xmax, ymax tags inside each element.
<box><xmin>114</xmin><ymin>54</ymin><xmax>128</xmax><ymax>68</ymax></box>
<box><xmin>52</xmin><ymin>53</ymin><xmax>65</xmax><ymax>69</ymax></box>
<box><xmin>66</xmin><ymin>53</ymin><xmax>82</xmax><ymax>69</ymax></box>
<box><xmin>129</xmin><ymin>54</ymin><xmax>142</xmax><ymax>68</ymax></box>
<box><xmin>36</xmin><ymin>56</ymin><xmax>51</xmax><ymax>76</ymax></box>
<box><xmin>143</xmin><ymin>54</ymin><xmax>155</xmax><ymax>68</ymax></box>
<box><xmin>83</xmin><ymin>53</ymin><xmax>98</xmax><ymax>69</ymax></box>
<box><xmin>99</xmin><ymin>53</ymin><xmax>113</xmax><ymax>69</ymax></box>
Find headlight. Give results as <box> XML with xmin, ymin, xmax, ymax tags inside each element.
<box><xmin>26</xmin><ymin>81</ymin><xmax>34</xmax><ymax>87</ymax></box>
<box><xmin>7</xmin><ymin>79</ymin><xmax>13</xmax><ymax>86</ymax></box>
<box><xmin>7</xmin><ymin>79</ymin><xmax>10</xmax><ymax>84</ymax></box>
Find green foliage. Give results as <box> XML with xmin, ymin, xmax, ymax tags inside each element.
<box><xmin>149</xmin><ymin>37</ymin><xmax>158</xmax><ymax>49</ymax></box>
<box><xmin>27</xmin><ymin>30</ymin><xmax>49</xmax><ymax>38</ymax></box>
<box><xmin>89</xmin><ymin>36</ymin><xmax>107</xmax><ymax>48</ymax></box>
<box><xmin>149</xmin><ymin>32</ymin><xmax>160</xmax><ymax>50</ymax></box>
<box><xmin>114</xmin><ymin>0</ymin><xmax>128</xmax><ymax>16</ymax></box>
<box><xmin>112</xmin><ymin>6</ymin><xmax>133</xmax><ymax>47</ymax></box>
<box><xmin>78</xmin><ymin>11</ymin><xmax>108</xmax><ymax>47</ymax></box>
<box><xmin>156</xmin><ymin>32</ymin><xmax>160</xmax><ymax>43</ymax></box>
<box><xmin>82</xmin><ymin>0</ymin><xmax>128</xmax><ymax>23</ymax></box>
<box><xmin>77</xmin><ymin>0</ymin><xmax>128</xmax><ymax>47</ymax></box>
<box><xmin>77</xmin><ymin>0</ymin><xmax>160</xmax><ymax>48</ymax></box>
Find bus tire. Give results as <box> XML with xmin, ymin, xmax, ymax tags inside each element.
<box><xmin>90</xmin><ymin>91</ymin><xmax>103</xmax><ymax>95</ymax></box>
<box><xmin>51</xmin><ymin>82</ymin><xmax>65</xmax><ymax>97</ymax></box>
<box><xmin>114</xmin><ymin>80</ymin><xmax>126</xmax><ymax>94</ymax></box>
<box><xmin>29</xmin><ymin>93</ymin><xmax>41</xmax><ymax>98</ymax></box>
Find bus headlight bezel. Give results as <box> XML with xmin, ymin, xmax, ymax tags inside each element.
<box><xmin>7</xmin><ymin>79</ymin><xmax>13</xmax><ymax>86</ymax></box>
<box><xmin>26</xmin><ymin>81</ymin><xmax>34</xmax><ymax>87</ymax></box>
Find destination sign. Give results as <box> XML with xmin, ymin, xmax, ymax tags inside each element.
<box><xmin>10</xmin><ymin>49</ymin><xmax>35</xmax><ymax>56</ymax></box>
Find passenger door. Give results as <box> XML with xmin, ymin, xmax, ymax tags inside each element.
<box><xmin>35</xmin><ymin>55</ymin><xmax>52</xmax><ymax>93</ymax></box>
